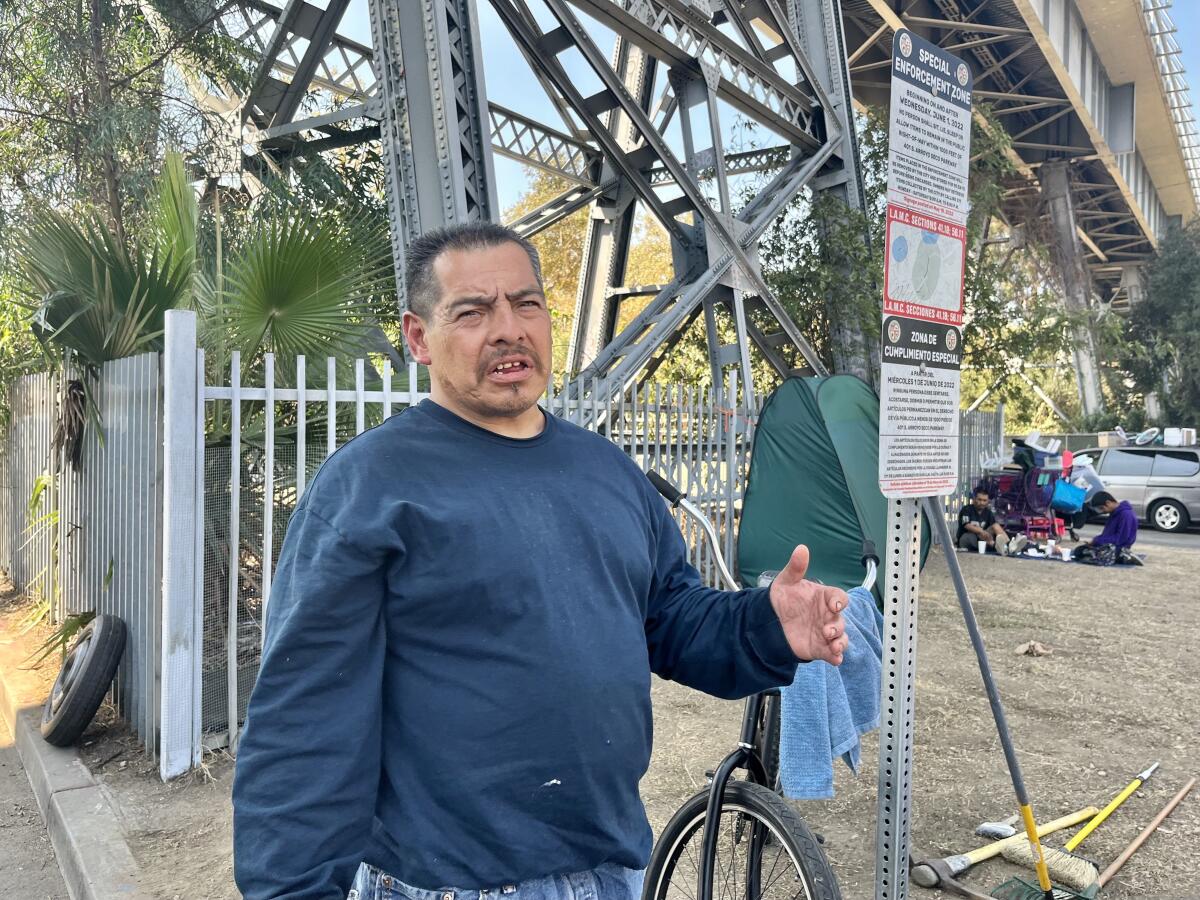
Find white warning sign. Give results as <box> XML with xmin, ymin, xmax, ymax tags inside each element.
<box><xmin>879</xmin><ymin>29</ymin><xmax>972</xmax><ymax>499</ymax></box>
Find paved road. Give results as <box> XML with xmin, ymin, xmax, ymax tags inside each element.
<box><xmin>0</xmin><ymin>716</ymin><xmax>68</xmax><ymax>900</ymax></box>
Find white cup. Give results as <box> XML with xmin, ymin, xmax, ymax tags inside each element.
<box><xmin>1061</xmin><ymin>547</ymin><xmax>1072</xmax><ymax>562</ymax></box>
<box><xmin>1047</xmin><ymin>539</ymin><xmax>1056</xmax><ymax>556</ymax></box>
<box><xmin>978</xmin><ymin>539</ymin><xmax>987</xmax><ymax>555</ymax></box>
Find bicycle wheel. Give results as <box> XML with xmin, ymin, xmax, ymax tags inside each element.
<box><xmin>754</xmin><ymin>692</ymin><xmax>781</xmax><ymax>791</ymax></box>
<box><xmin>644</xmin><ymin>780</ymin><xmax>840</xmax><ymax>900</ymax></box>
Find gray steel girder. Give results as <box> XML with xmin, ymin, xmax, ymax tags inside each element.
<box><xmin>565</xmin><ymin>37</ymin><xmax>658</xmax><ymax>375</ymax></box>
<box><xmin>201</xmin><ymin>0</ymin><xmax>856</xmax><ymax>402</ymax></box>
<box><xmin>564</xmin><ymin>0</ymin><xmax>824</xmax><ymax>148</ymax></box>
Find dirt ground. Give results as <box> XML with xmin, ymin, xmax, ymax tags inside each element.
<box><xmin>2</xmin><ymin>534</ymin><xmax>1198</xmax><ymax>900</ymax></box>
<box><xmin>643</xmin><ymin>542</ymin><xmax>1200</xmax><ymax>900</ymax></box>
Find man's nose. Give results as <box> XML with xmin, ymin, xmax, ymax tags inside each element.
<box><xmin>488</xmin><ymin>302</ymin><xmax>526</xmax><ymax>344</ymax></box>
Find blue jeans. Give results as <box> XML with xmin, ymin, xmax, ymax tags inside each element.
<box><xmin>347</xmin><ymin>862</ymin><xmax>645</xmax><ymax>900</ymax></box>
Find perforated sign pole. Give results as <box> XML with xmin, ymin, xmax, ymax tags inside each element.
<box><xmin>874</xmin><ymin>497</ymin><xmax>922</xmax><ymax>900</ymax></box>
<box><xmin>875</xmin><ymin>28</ymin><xmax>972</xmax><ymax>900</ymax></box>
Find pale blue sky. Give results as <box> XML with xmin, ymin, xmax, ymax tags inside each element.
<box><xmin>1174</xmin><ymin>4</ymin><xmax>1200</xmax><ymax>85</ymax></box>
<box><xmin>1171</xmin><ymin>3</ymin><xmax>1200</xmax><ymax>174</ymax></box>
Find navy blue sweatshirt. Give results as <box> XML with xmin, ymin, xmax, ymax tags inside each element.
<box><xmin>232</xmin><ymin>400</ymin><xmax>799</xmax><ymax>899</ymax></box>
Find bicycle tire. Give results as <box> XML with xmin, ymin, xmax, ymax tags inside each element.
<box><xmin>754</xmin><ymin>692</ymin><xmax>781</xmax><ymax>791</ymax></box>
<box><xmin>643</xmin><ymin>780</ymin><xmax>840</xmax><ymax>900</ymax></box>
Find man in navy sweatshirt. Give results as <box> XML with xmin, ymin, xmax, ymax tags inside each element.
<box><xmin>232</xmin><ymin>222</ymin><xmax>849</xmax><ymax>900</ymax></box>
<box><xmin>1086</xmin><ymin>490</ymin><xmax>1138</xmax><ymax>550</ymax></box>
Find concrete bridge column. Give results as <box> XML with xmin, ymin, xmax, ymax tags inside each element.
<box><xmin>1041</xmin><ymin>160</ymin><xmax>1105</xmax><ymax>417</ymax></box>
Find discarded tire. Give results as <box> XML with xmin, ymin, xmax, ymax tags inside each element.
<box><xmin>41</xmin><ymin>614</ymin><xmax>127</xmax><ymax>747</ymax></box>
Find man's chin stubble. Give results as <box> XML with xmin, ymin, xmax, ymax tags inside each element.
<box><xmin>472</xmin><ymin>382</ymin><xmax>539</xmax><ymax>418</ymax></box>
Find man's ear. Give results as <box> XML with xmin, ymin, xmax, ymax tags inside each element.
<box><xmin>402</xmin><ymin>310</ymin><xmax>433</xmax><ymax>366</ymax></box>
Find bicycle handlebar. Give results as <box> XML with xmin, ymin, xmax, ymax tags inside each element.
<box><xmin>646</xmin><ymin>470</ymin><xmax>684</xmax><ymax>507</ymax></box>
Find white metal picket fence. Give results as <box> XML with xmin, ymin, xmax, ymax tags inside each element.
<box><xmin>2</xmin><ymin>308</ymin><xmax>1004</xmax><ymax>778</ymax></box>
<box><xmin>929</xmin><ymin>406</ymin><xmax>1008</xmax><ymax>530</ymax></box>
<box><xmin>164</xmin><ymin>312</ymin><xmax>758</xmax><ymax>775</ymax></box>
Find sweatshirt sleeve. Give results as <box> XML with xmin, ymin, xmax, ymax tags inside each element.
<box><xmin>232</xmin><ymin>505</ymin><xmax>388</xmax><ymax>900</ymax></box>
<box><xmin>1093</xmin><ymin>504</ymin><xmax>1137</xmax><ymax>547</ymax></box>
<box><xmin>643</xmin><ymin>499</ymin><xmax>799</xmax><ymax>700</ymax></box>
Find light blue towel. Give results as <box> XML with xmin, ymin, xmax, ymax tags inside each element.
<box><xmin>778</xmin><ymin>586</ymin><xmax>883</xmax><ymax>800</ymax></box>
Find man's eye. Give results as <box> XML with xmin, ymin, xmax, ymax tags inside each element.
<box><xmin>519</xmin><ymin>300</ymin><xmax>542</xmax><ymax>308</ymax></box>
<box><xmin>458</xmin><ymin>309</ymin><xmax>482</xmax><ymax>320</ymax></box>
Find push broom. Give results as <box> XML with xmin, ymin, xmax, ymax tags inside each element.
<box><xmin>990</xmin><ymin>776</ymin><xmax>1195</xmax><ymax>900</ymax></box>
<box><xmin>1000</xmin><ymin>762</ymin><xmax>1158</xmax><ymax>891</ymax></box>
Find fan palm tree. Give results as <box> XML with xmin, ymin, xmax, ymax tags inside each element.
<box><xmin>13</xmin><ymin>152</ymin><xmax>408</xmax><ymax>452</ymax></box>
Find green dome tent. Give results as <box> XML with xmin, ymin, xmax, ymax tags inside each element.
<box><xmin>737</xmin><ymin>375</ymin><xmax>931</xmax><ymax>601</ymax></box>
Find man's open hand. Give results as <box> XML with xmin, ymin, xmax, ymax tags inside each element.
<box><xmin>768</xmin><ymin>545</ymin><xmax>849</xmax><ymax>666</ymax></box>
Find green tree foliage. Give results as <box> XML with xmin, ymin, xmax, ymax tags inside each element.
<box><xmin>1115</xmin><ymin>220</ymin><xmax>1200</xmax><ymax>423</ymax></box>
<box><xmin>503</xmin><ymin>168</ymin><xmax>590</xmax><ymax>377</ymax></box>
<box><xmin>0</xmin><ymin>0</ymin><xmax>244</xmax><ymax>236</ymax></box>
<box><xmin>756</xmin><ymin>111</ymin><xmax>889</xmax><ymax>379</ymax></box>
<box><xmin>0</xmin><ymin>276</ymin><xmax>48</xmax><ymax>428</ymax></box>
<box><xmin>497</xmin><ymin>109</ymin><xmax>1074</xmax><ymax>408</ymax></box>
<box><xmin>756</xmin><ymin>108</ymin><xmax>1072</xmax><ymax>410</ymax></box>
<box><xmin>10</xmin><ymin>155</ymin><xmax>393</xmax><ymax>370</ymax></box>
<box><xmin>16</xmin><ymin>206</ymin><xmax>192</xmax><ymax>368</ymax></box>
<box><xmin>6</xmin><ymin>153</ymin><xmax>401</xmax><ymax>445</ymax></box>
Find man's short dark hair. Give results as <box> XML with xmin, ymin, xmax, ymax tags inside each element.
<box><xmin>404</xmin><ymin>222</ymin><xmax>543</xmax><ymax>319</ymax></box>
<box><xmin>974</xmin><ymin>487</ymin><xmax>990</xmax><ymax>499</ymax></box>
<box><xmin>1091</xmin><ymin>491</ymin><xmax>1116</xmax><ymax>508</ymax></box>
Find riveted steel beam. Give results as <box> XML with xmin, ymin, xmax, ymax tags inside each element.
<box><xmin>563</xmin><ymin>0</ymin><xmax>825</xmax><ymax>148</ymax></box>
<box><xmin>489</xmin><ymin>105</ymin><xmax>602</xmax><ymax>185</ymax></box>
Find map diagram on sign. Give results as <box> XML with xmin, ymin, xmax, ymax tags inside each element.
<box><xmin>886</xmin><ymin>221</ymin><xmax>963</xmax><ymax>314</ymax></box>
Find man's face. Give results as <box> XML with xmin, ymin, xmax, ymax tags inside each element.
<box><xmin>402</xmin><ymin>242</ymin><xmax>552</xmax><ymax>424</ymax></box>
<box><xmin>973</xmin><ymin>493</ymin><xmax>990</xmax><ymax>510</ymax></box>
<box><xmin>1103</xmin><ymin>499</ymin><xmax>1119</xmax><ymax>514</ymax></box>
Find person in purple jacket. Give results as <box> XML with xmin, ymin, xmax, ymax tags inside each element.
<box><xmin>1084</xmin><ymin>491</ymin><xmax>1139</xmax><ymax>551</ymax></box>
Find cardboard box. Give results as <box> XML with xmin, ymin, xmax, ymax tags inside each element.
<box><xmin>1097</xmin><ymin>431</ymin><xmax>1125</xmax><ymax>448</ymax></box>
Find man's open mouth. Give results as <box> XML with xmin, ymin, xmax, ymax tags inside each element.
<box><xmin>486</xmin><ymin>358</ymin><xmax>534</xmax><ymax>382</ymax></box>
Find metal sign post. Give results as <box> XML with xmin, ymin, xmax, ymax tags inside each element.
<box><xmin>876</xmin><ymin>29</ymin><xmax>973</xmax><ymax>900</ymax></box>
<box><xmin>874</xmin><ymin>496</ymin><xmax>923</xmax><ymax>899</ymax></box>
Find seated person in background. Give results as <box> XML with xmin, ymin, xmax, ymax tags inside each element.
<box><xmin>957</xmin><ymin>488</ymin><xmax>1010</xmax><ymax>554</ymax></box>
<box><xmin>1083</xmin><ymin>491</ymin><xmax>1138</xmax><ymax>553</ymax></box>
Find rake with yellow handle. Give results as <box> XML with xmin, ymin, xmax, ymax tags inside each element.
<box><xmin>1001</xmin><ymin>762</ymin><xmax>1159</xmax><ymax>888</ymax></box>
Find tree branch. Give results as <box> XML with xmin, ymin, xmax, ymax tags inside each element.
<box><xmin>0</xmin><ymin>105</ymin><xmax>80</xmax><ymax>128</ymax></box>
<box><xmin>109</xmin><ymin>1</ymin><xmax>237</xmax><ymax>91</ymax></box>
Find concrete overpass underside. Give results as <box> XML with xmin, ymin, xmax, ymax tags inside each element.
<box><xmin>839</xmin><ymin>0</ymin><xmax>1199</xmax><ymax>308</ymax></box>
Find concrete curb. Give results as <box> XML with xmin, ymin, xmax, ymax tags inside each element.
<box><xmin>0</xmin><ymin>649</ymin><xmax>155</xmax><ymax>900</ymax></box>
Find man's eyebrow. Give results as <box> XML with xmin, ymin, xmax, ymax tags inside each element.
<box><xmin>444</xmin><ymin>295</ymin><xmax>497</xmax><ymax>312</ymax></box>
<box><xmin>506</xmin><ymin>286</ymin><xmax>544</xmax><ymax>301</ymax></box>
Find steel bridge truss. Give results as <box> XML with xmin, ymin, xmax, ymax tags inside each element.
<box><xmin>191</xmin><ymin>0</ymin><xmax>872</xmax><ymax>403</ymax></box>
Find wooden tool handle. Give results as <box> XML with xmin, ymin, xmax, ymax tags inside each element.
<box><xmin>1099</xmin><ymin>777</ymin><xmax>1196</xmax><ymax>887</ymax></box>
